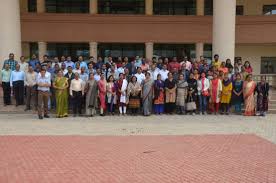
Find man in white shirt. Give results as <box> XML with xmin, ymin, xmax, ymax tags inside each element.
<box><xmin>25</xmin><ymin>65</ymin><xmax>37</xmax><ymax>111</ymax></box>
<box><xmin>159</xmin><ymin>64</ymin><xmax>169</xmax><ymax>81</ymax></box>
<box><xmin>70</xmin><ymin>73</ymin><xmax>85</xmax><ymax>117</ymax></box>
<box><xmin>19</xmin><ymin>56</ymin><xmax>28</xmax><ymax>73</ymax></box>
<box><xmin>148</xmin><ymin>63</ymin><xmax>160</xmax><ymax>81</ymax></box>
<box><xmin>134</xmin><ymin>67</ymin><xmax>145</xmax><ymax>84</ymax></box>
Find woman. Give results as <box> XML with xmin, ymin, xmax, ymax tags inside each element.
<box><xmin>85</xmin><ymin>73</ymin><xmax>98</xmax><ymax>117</ymax></box>
<box><xmin>243</xmin><ymin>74</ymin><xmax>256</xmax><ymax>116</ymax></box>
<box><xmin>244</xmin><ymin>61</ymin><xmax>253</xmax><ymax>74</ymax></box>
<box><xmin>232</xmin><ymin>73</ymin><xmax>243</xmax><ymax>114</ymax></box>
<box><xmin>53</xmin><ymin>70</ymin><xmax>69</xmax><ymax>118</ymax></box>
<box><xmin>153</xmin><ymin>74</ymin><xmax>165</xmax><ymax>115</ymax></box>
<box><xmin>106</xmin><ymin>75</ymin><xmax>117</xmax><ymax>115</ymax></box>
<box><xmin>165</xmin><ymin>72</ymin><xmax>177</xmax><ymax>114</ymax></box>
<box><xmin>176</xmin><ymin>74</ymin><xmax>188</xmax><ymax>114</ymax></box>
<box><xmin>197</xmin><ymin>72</ymin><xmax>210</xmax><ymax>115</ymax></box>
<box><xmin>256</xmin><ymin>76</ymin><xmax>269</xmax><ymax>116</ymax></box>
<box><xmin>141</xmin><ymin>72</ymin><xmax>154</xmax><ymax>116</ymax></box>
<box><xmin>209</xmin><ymin>72</ymin><xmax>222</xmax><ymax>115</ymax></box>
<box><xmin>221</xmin><ymin>73</ymin><xmax>233</xmax><ymax>115</ymax></box>
<box><xmin>98</xmin><ymin>73</ymin><xmax>107</xmax><ymax>116</ymax></box>
<box><xmin>127</xmin><ymin>76</ymin><xmax>141</xmax><ymax>115</ymax></box>
<box><xmin>186</xmin><ymin>73</ymin><xmax>197</xmax><ymax>115</ymax></box>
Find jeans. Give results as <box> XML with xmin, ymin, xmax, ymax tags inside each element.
<box><xmin>199</xmin><ymin>95</ymin><xmax>207</xmax><ymax>113</ymax></box>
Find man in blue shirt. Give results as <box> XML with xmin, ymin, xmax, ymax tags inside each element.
<box><xmin>28</xmin><ymin>54</ymin><xmax>40</xmax><ymax>70</ymax></box>
<box><xmin>0</xmin><ymin>63</ymin><xmax>12</xmax><ymax>105</ymax></box>
<box><xmin>2</xmin><ymin>53</ymin><xmax>18</xmax><ymax>71</ymax></box>
<box><xmin>75</xmin><ymin>56</ymin><xmax>88</xmax><ymax>71</ymax></box>
<box><xmin>37</xmin><ymin>68</ymin><xmax>51</xmax><ymax>119</ymax></box>
<box><xmin>64</xmin><ymin>56</ymin><xmax>75</xmax><ymax>69</ymax></box>
<box><xmin>10</xmin><ymin>64</ymin><xmax>25</xmax><ymax>106</ymax></box>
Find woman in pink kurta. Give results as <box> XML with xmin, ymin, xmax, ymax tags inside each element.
<box><xmin>98</xmin><ymin>73</ymin><xmax>107</xmax><ymax>116</ymax></box>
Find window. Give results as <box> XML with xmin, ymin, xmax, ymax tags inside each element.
<box><xmin>154</xmin><ymin>44</ymin><xmax>195</xmax><ymax>59</ymax></box>
<box><xmin>204</xmin><ymin>0</ymin><xmax>213</xmax><ymax>15</ymax></box>
<box><xmin>28</xmin><ymin>0</ymin><xmax>37</xmax><ymax>12</ymax></box>
<box><xmin>203</xmin><ymin>44</ymin><xmax>212</xmax><ymax>61</ymax></box>
<box><xmin>45</xmin><ymin>0</ymin><xmax>89</xmax><ymax>13</ymax></box>
<box><xmin>263</xmin><ymin>5</ymin><xmax>276</xmax><ymax>15</ymax></box>
<box><xmin>98</xmin><ymin>43</ymin><xmax>145</xmax><ymax>60</ymax></box>
<box><xmin>154</xmin><ymin>0</ymin><xmax>196</xmax><ymax>15</ymax></box>
<box><xmin>261</xmin><ymin>57</ymin><xmax>276</xmax><ymax>74</ymax></box>
<box><xmin>98</xmin><ymin>0</ymin><xmax>145</xmax><ymax>14</ymax></box>
<box><xmin>236</xmin><ymin>5</ymin><xmax>244</xmax><ymax>15</ymax></box>
<box><xmin>30</xmin><ymin>42</ymin><xmax>38</xmax><ymax>57</ymax></box>
<box><xmin>47</xmin><ymin>43</ymin><xmax>89</xmax><ymax>61</ymax></box>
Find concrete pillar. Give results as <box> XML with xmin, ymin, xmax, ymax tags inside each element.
<box><xmin>0</xmin><ymin>0</ymin><xmax>22</xmax><ymax>66</ymax></box>
<box><xmin>196</xmin><ymin>43</ymin><xmax>204</xmax><ymax>60</ymax></box>
<box><xmin>196</xmin><ymin>0</ymin><xmax>204</xmax><ymax>15</ymax></box>
<box><xmin>89</xmin><ymin>42</ymin><xmax>98</xmax><ymax>60</ymax></box>
<box><xmin>90</xmin><ymin>0</ymin><xmax>98</xmax><ymax>14</ymax></box>
<box><xmin>38</xmin><ymin>42</ymin><xmax>47</xmax><ymax>62</ymax></box>
<box><xmin>145</xmin><ymin>42</ymin><xmax>153</xmax><ymax>60</ymax></box>
<box><xmin>37</xmin><ymin>0</ymin><xmax>45</xmax><ymax>13</ymax></box>
<box><xmin>212</xmin><ymin>0</ymin><xmax>236</xmax><ymax>63</ymax></box>
<box><xmin>145</xmin><ymin>0</ymin><xmax>153</xmax><ymax>15</ymax></box>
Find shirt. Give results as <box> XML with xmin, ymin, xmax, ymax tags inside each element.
<box><xmin>25</xmin><ymin>72</ymin><xmax>37</xmax><ymax>86</ymax></box>
<box><xmin>159</xmin><ymin>69</ymin><xmax>169</xmax><ymax>81</ymax></box>
<box><xmin>70</xmin><ymin>79</ymin><xmax>84</xmax><ymax>95</ymax></box>
<box><xmin>19</xmin><ymin>62</ymin><xmax>29</xmax><ymax>73</ymax></box>
<box><xmin>94</xmin><ymin>74</ymin><xmax>100</xmax><ymax>82</ymax></box>
<box><xmin>37</xmin><ymin>74</ymin><xmax>51</xmax><ymax>92</ymax></box>
<box><xmin>79</xmin><ymin>73</ymin><xmax>88</xmax><ymax>82</ymax></box>
<box><xmin>149</xmin><ymin>68</ymin><xmax>160</xmax><ymax>81</ymax></box>
<box><xmin>134</xmin><ymin>73</ymin><xmax>145</xmax><ymax>84</ymax></box>
<box><xmin>0</xmin><ymin>69</ymin><xmax>11</xmax><ymax>82</ymax></box>
<box><xmin>10</xmin><ymin>70</ymin><xmax>25</xmax><ymax>86</ymax></box>
<box><xmin>28</xmin><ymin>59</ymin><xmax>40</xmax><ymax>69</ymax></box>
<box><xmin>75</xmin><ymin>62</ymin><xmax>88</xmax><ymax>70</ymax></box>
<box><xmin>64</xmin><ymin>61</ymin><xmax>75</xmax><ymax>69</ymax></box>
<box><xmin>3</xmin><ymin>59</ymin><xmax>18</xmax><ymax>71</ymax></box>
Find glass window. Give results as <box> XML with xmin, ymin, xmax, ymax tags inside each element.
<box><xmin>45</xmin><ymin>0</ymin><xmax>89</xmax><ymax>13</ymax></box>
<box><xmin>47</xmin><ymin>43</ymin><xmax>89</xmax><ymax>61</ymax></box>
<box><xmin>30</xmin><ymin>42</ymin><xmax>38</xmax><ymax>57</ymax></box>
<box><xmin>263</xmin><ymin>5</ymin><xmax>276</xmax><ymax>15</ymax></box>
<box><xmin>98</xmin><ymin>44</ymin><xmax>145</xmax><ymax>60</ymax></box>
<box><xmin>236</xmin><ymin>5</ymin><xmax>244</xmax><ymax>15</ymax></box>
<box><xmin>261</xmin><ymin>57</ymin><xmax>276</xmax><ymax>74</ymax></box>
<box><xmin>28</xmin><ymin>0</ymin><xmax>37</xmax><ymax>12</ymax></box>
<box><xmin>154</xmin><ymin>44</ymin><xmax>195</xmax><ymax>59</ymax></box>
<box><xmin>154</xmin><ymin>0</ymin><xmax>196</xmax><ymax>15</ymax></box>
<box><xmin>98</xmin><ymin>0</ymin><xmax>145</xmax><ymax>14</ymax></box>
<box><xmin>203</xmin><ymin>44</ymin><xmax>212</xmax><ymax>61</ymax></box>
<box><xmin>204</xmin><ymin>0</ymin><xmax>213</xmax><ymax>15</ymax></box>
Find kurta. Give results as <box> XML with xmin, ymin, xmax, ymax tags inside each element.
<box><xmin>106</xmin><ymin>82</ymin><xmax>117</xmax><ymax>104</ymax></box>
<box><xmin>221</xmin><ymin>80</ymin><xmax>233</xmax><ymax>104</ymax></box>
<box><xmin>142</xmin><ymin>79</ymin><xmax>154</xmax><ymax>115</ymax></box>
<box><xmin>154</xmin><ymin>80</ymin><xmax>165</xmax><ymax>105</ymax></box>
<box><xmin>98</xmin><ymin>79</ymin><xmax>107</xmax><ymax>110</ymax></box>
<box><xmin>256</xmin><ymin>82</ymin><xmax>269</xmax><ymax>113</ymax></box>
<box><xmin>165</xmin><ymin>79</ymin><xmax>176</xmax><ymax>103</ymax></box>
<box><xmin>231</xmin><ymin>80</ymin><xmax>243</xmax><ymax>105</ymax></box>
<box><xmin>209</xmin><ymin>79</ymin><xmax>222</xmax><ymax>103</ymax></box>
<box><xmin>85</xmin><ymin>80</ymin><xmax>98</xmax><ymax>109</ymax></box>
<box><xmin>176</xmin><ymin>80</ymin><xmax>188</xmax><ymax>107</ymax></box>
<box><xmin>54</xmin><ymin>77</ymin><xmax>68</xmax><ymax>117</ymax></box>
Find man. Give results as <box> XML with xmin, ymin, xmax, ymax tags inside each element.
<box><xmin>86</xmin><ymin>63</ymin><xmax>95</xmax><ymax>75</ymax></box>
<box><xmin>19</xmin><ymin>56</ymin><xmax>28</xmax><ymax>73</ymax></box>
<box><xmin>37</xmin><ymin>69</ymin><xmax>51</xmax><ymax>119</ymax></box>
<box><xmin>75</xmin><ymin>56</ymin><xmax>88</xmax><ymax>70</ymax></box>
<box><xmin>64</xmin><ymin>56</ymin><xmax>75</xmax><ymax>69</ymax></box>
<box><xmin>94</xmin><ymin>68</ymin><xmax>101</xmax><ymax>82</ymax></box>
<box><xmin>61</xmin><ymin>62</ymin><xmax>68</xmax><ymax>75</ymax></box>
<box><xmin>134</xmin><ymin>67</ymin><xmax>145</xmax><ymax>84</ymax></box>
<box><xmin>64</xmin><ymin>66</ymin><xmax>75</xmax><ymax>85</ymax></box>
<box><xmin>134</xmin><ymin>56</ymin><xmax>142</xmax><ymax>68</ymax></box>
<box><xmin>28</xmin><ymin>54</ymin><xmax>40</xmax><ymax>70</ymax></box>
<box><xmin>51</xmin><ymin>56</ymin><xmax>61</xmax><ymax>68</ymax></box>
<box><xmin>70</xmin><ymin>73</ymin><xmax>85</xmax><ymax>117</ymax></box>
<box><xmin>168</xmin><ymin>56</ymin><xmax>180</xmax><ymax>72</ymax></box>
<box><xmin>79</xmin><ymin>67</ymin><xmax>88</xmax><ymax>82</ymax></box>
<box><xmin>3</xmin><ymin>53</ymin><xmax>18</xmax><ymax>71</ymax></box>
<box><xmin>148</xmin><ymin>63</ymin><xmax>160</xmax><ymax>81</ymax></box>
<box><xmin>41</xmin><ymin>55</ymin><xmax>51</xmax><ymax>67</ymax></box>
<box><xmin>0</xmin><ymin>64</ymin><xmax>12</xmax><ymax>105</ymax></box>
<box><xmin>10</xmin><ymin>64</ymin><xmax>25</xmax><ymax>106</ymax></box>
<box><xmin>25</xmin><ymin>65</ymin><xmax>37</xmax><ymax>111</ymax></box>
<box><xmin>159</xmin><ymin>64</ymin><xmax>169</xmax><ymax>81</ymax></box>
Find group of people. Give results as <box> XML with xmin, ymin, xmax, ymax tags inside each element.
<box><xmin>0</xmin><ymin>52</ymin><xmax>270</xmax><ymax>119</ymax></box>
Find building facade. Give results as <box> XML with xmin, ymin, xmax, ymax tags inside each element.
<box><xmin>1</xmin><ymin>0</ymin><xmax>276</xmax><ymax>74</ymax></box>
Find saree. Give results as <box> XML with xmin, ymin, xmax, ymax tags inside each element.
<box><xmin>176</xmin><ymin>80</ymin><xmax>188</xmax><ymax>107</ymax></box>
<box><xmin>98</xmin><ymin>79</ymin><xmax>107</xmax><ymax>110</ymax></box>
<box><xmin>142</xmin><ymin>79</ymin><xmax>154</xmax><ymax>115</ymax></box>
<box><xmin>54</xmin><ymin>77</ymin><xmax>68</xmax><ymax>117</ymax></box>
<box><xmin>243</xmin><ymin>80</ymin><xmax>256</xmax><ymax>116</ymax></box>
<box><xmin>153</xmin><ymin>80</ymin><xmax>165</xmax><ymax>114</ymax></box>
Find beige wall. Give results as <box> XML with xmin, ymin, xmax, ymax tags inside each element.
<box><xmin>237</xmin><ymin>0</ymin><xmax>276</xmax><ymax>15</ymax></box>
<box><xmin>235</xmin><ymin>44</ymin><xmax>276</xmax><ymax>74</ymax></box>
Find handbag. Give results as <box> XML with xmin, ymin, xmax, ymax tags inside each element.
<box><xmin>186</xmin><ymin>96</ymin><xmax>196</xmax><ymax>111</ymax></box>
<box><xmin>202</xmin><ymin>90</ymin><xmax>210</xmax><ymax>97</ymax></box>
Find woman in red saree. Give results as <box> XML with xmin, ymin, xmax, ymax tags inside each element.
<box><xmin>243</xmin><ymin>74</ymin><xmax>256</xmax><ymax>116</ymax></box>
<box><xmin>98</xmin><ymin>73</ymin><xmax>107</xmax><ymax>116</ymax></box>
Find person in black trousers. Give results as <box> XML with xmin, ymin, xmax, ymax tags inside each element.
<box><xmin>69</xmin><ymin>73</ymin><xmax>84</xmax><ymax>117</ymax></box>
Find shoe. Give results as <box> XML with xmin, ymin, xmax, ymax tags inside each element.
<box><xmin>44</xmin><ymin>114</ymin><xmax>50</xmax><ymax>118</ymax></box>
<box><xmin>38</xmin><ymin>115</ymin><xmax>43</xmax><ymax>120</ymax></box>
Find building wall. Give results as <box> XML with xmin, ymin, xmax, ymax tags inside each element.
<box><xmin>237</xmin><ymin>0</ymin><xmax>276</xmax><ymax>15</ymax></box>
<box><xmin>235</xmin><ymin>44</ymin><xmax>276</xmax><ymax>74</ymax></box>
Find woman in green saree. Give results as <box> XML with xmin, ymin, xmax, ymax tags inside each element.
<box><xmin>53</xmin><ymin>70</ymin><xmax>69</xmax><ymax>118</ymax></box>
